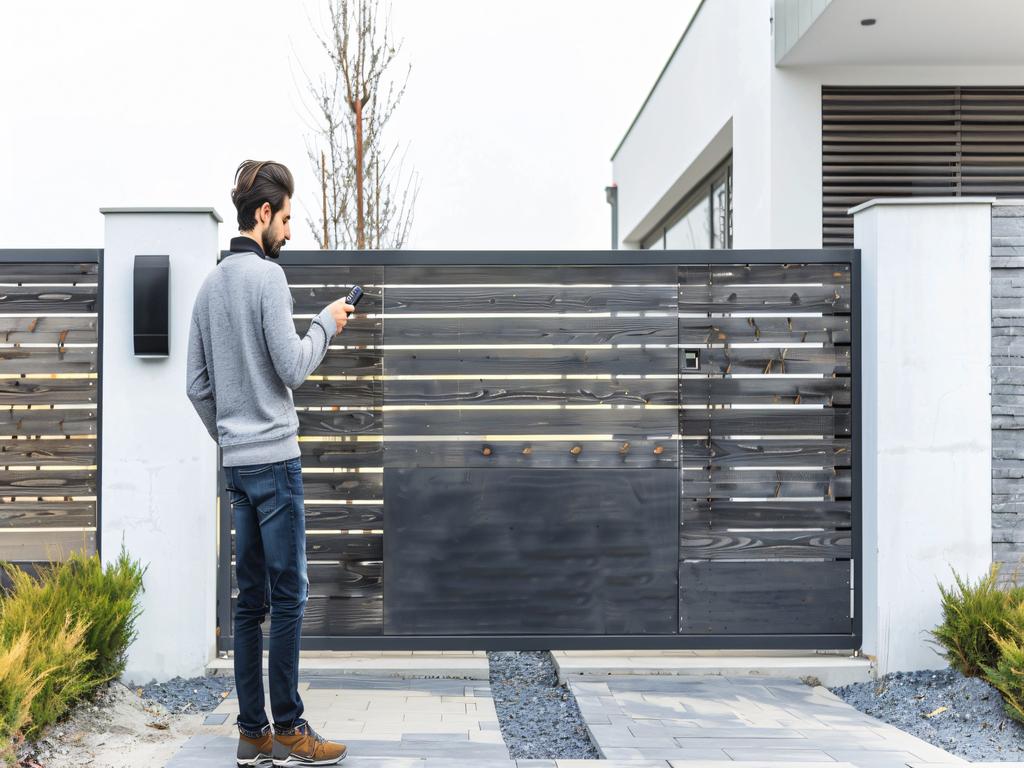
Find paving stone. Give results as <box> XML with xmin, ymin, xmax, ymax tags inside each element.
<box><xmin>822</xmin><ymin>749</ymin><xmax>937</xmax><ymax>765</ymax></box>
<box><xmin>602</xmin><ymin>747</ymin><xmax>729</xmax><ymax>759</ymax></box>
<box><xmin>571</xmin><ymin>674</ymin><xmax>966</xmax><ymax>766</ymax></box>
<box><xmin>723</xmin><ymin>747</ymin><xmax>837</xmax><ymax>761</ymax></box>
<box><xmin>400</xmin><ymin>731</ymin><xmax>469</xmax><ymax>741</ymax></box>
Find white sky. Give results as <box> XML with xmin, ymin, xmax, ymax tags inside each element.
<box><xmin>1</xmin><ymin>0</ymin><xmax>698</xmax><ymax>251</ymax></box>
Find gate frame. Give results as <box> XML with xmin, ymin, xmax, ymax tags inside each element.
<box><xmin>216</xmin><ymin>248</ymin><xmax>861</xmax><ymax>652</ymax></box>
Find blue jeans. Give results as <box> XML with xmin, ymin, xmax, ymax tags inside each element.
<box><xmin>224</xmin><ymin>455</ymin><xmax>309</xmax><ymax>737</ymax></box>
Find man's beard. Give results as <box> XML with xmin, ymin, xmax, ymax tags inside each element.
<box><xmin>261</xmin><ymin>229</ymin><xmax>285</xmax><ymax>259</ymax></box>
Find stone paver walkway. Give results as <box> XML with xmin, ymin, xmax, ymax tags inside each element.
<box><xmin>163</xmin><ymin>670</ymin><xmax>994</xmax><ymax>768</ymax></box>
<box><xmin>569</xmin><ymin>675</ymin><xmax>968</xmax><ymax>766</ymax></box>
<box><xmin>165</xmin><ymin>673</ymin><xmax>508</xmax><ymax>767</ymax></box>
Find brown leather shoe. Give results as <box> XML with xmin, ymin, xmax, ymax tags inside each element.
<box><xmin>272</xmin><ymin>720</ymin><xmax>347</xmax><ymax>765</ymax></box>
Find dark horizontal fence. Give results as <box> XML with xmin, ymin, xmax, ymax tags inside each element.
<box><xmin>0</xmin><ymin>250</ymin><xmax>102</xmax><ymax>591</ymax></box>
<box><xmin>217</xmin><ymin>249</ymin><xmax>860</xmax><ymax>651</ymax></box>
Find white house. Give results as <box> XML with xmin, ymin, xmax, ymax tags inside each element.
<box><xmin>610</xmin><ymin>0</ymin><xmax>1024</xmax><ymax>251</ymax></box>
<box><xmin>610</xmin><ymin>0</ymin><xmax>1024</xmax><ymax>674</ymax></box>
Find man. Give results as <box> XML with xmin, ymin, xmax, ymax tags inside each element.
<box><xmin>186</xmin><ymin>159</ymin><xmax>353</xmax><ymax>766</ymax></box>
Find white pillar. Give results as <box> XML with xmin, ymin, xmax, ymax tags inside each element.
<box><xmin>100</xmin><ymin>207</ymin><xmax>221</xmax><ymax>685</ymax></box>
<box><xmin>851</xmin><ymin>197</ymin><xmax>993</xmax><ymax>675</ymax></box>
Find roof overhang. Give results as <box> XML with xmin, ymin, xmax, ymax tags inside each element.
<box><xmin>777</xmin><ymin>0</ymin><xmax>1024</xmax><ymax>67</ymax></box>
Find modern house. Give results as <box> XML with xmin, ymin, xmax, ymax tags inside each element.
<box><xmin>610</xmin><ymin>0</ymin><xmax>1024</xmax><ymax>583</ymax></box>
<box><xmin>611</xmin><ymin>0</ymin><xmax>1024</xmax><ymax>252</ymax></box>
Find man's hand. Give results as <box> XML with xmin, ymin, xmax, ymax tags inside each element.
<box><xmin>326</xmin><ymin>298</ymin><xmax>356</xmax><ymax>334</ymax></box>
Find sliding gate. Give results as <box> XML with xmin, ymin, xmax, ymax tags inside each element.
<box><xmin>216</xmin><ymin>249</ymin><xmax>860</xmax><ymax>651</ymax></box>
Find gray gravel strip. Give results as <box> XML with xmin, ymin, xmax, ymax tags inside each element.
<box><xmin>486</xmin><ymin>649</ymin><xmax>600</xmax><ymax>760</ymax></box>
<box><xmin>135</xmin><ymin>674</ymin><xmax>233</xmax><ymax>715</ymax></box>
<box><xmin>830</xmin><ymin>667</ymin><xmax>1024</xmax><ymax>762</ymax></box>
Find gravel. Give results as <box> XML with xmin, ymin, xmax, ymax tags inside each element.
<box><xmin>831</xmin><ymin>667</ymin><xmax>1024</xmax><ymax>762</ymax></box>
<box><xmin>486</xmin><ymin>650</ymin><xmax>600</xmax><ymax>760</ymax></box>
<box><xmin>134</xmin><ymin>674</ymin><xmax>233</xmax><ymax>715</ymax></box>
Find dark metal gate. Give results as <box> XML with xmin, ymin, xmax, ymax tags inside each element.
<box><xmin>216</xmin><ymin>249</ymin><xmax>860</xmax><ymax>651</ymax></box>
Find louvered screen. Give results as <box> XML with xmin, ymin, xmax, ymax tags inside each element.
<box><xmin>0</xmin><ymin>256</ymin><xmax>101</xmax><ymax>587</ymax></box>
<box><xmin>823</xmin><ymin>86</ymin><xmax>1024</xmax><ymax>247</ymax></box>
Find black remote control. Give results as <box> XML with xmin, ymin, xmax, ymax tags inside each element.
<box><xmin>344</xmin><ymin>285</ymin><xmax>364</xmax><ymax>314</ymax></box>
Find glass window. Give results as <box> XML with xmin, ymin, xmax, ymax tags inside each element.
<box><xmin>665</xmin><ymin>195</ymin><xmax>710</xmax><ymax>249</ymax></box>
<box><xmin>640</xmin><ymin>157</ymin><xmax>731</xmax><ymax>250</ymax></box>
<box><xmin>711</xmin><ymin>176</ymin><xmax>728</xmax><ymax>249</ymax></box>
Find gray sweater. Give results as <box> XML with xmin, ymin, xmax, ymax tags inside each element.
<box><xmin>186</xmin><ymin>249</ymin><xmax>338</xmax><ymax>467</ymax></box>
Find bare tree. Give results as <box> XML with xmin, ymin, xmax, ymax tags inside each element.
<box><xmin>301</xmin><ymin>0</ymin><xmax>419</xmax><ymax>250</ymax></box>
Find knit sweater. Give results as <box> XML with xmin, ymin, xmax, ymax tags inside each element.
<box><xmin>186</xmin><ymin>239</ymin><xmax>338</xmax><ymax>466</ymax></box>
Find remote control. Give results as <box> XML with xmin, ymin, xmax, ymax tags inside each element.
<box><xmin>344</xmin><ymin>285</ymin><xmax>364</xmax><ymax>314</ymax></box>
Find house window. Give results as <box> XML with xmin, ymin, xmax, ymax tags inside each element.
<box><xmin>642</xmin><ymin>157</ymin><xmax>732</xmax><ymax>249</ymax></box>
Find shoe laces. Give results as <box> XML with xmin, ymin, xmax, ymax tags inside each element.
<box><xmin>299</xmin><ymin>722</ymin><xmax>326</xmax><ymax>745</ymax></box>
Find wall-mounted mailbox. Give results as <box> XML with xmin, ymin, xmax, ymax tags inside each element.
<box><xmin>133</xmin><ymin>254</ymin><xmax>169</xmax><ymax>357</ymax></box>
<box><xmin>683</xmin><ymin>349</ymin><xmax>700</xmax><ymax>370</ymax></box>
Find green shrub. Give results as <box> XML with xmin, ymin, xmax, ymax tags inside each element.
<box><xmin>0</xmin><ymin>544</ymin><xmax>146</xmax><ymax>764</ymax></box>
<box><xmin>981</xmin><ymin>629</ymin><xmax>1024</xmax><ymax>724</ymax></box>
<box><xmin>929</xmin><ymin>563</ymin><xmax>1024</xmax><ymax>676</ymax></box>
<box><xmin>0</xmin><ymin>545</ymin><xmax>146</xmax><ymax>687</ymax></box>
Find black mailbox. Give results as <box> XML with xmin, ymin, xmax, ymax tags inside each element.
<box><xmin>133</xmin><ymin>254</ymin><xmax>169</xmax><ymax>356</ymax></box>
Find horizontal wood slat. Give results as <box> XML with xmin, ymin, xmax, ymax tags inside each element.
<box><xmin>231</xmin><ymin>560</ymin><xmax>381</xmax><ymax>598</ymax></box>
<box><xmin>679</xmin><ymin>316</ymin><xmax>851</xmax><ymax>344</ymax></box>
<box><xmin>382</xmin><ymin>378</ymin><xmax>679</xmax><ymax>407</ymax></box>
<box><xmin>0</xmin><ymin>348</ymin><xmax>97</xmax><ymax>374</ymax></box>
<box><xmin>0</xmin><ymin>500</ymin><xmax>96</xmax><ymax>528</ymax></box>
<box><xmin>231</xmin><ymin>532</ymin><xmax>381</xmax><ymax>560</ymax></box>
<box><xmin>384</xmin><ymin>286</ymin><xmax>679</xmax><ymax>314</ymax></box>
<box><xmin>232</xmin><ymin>596</ymin><xmax>383</xmax><ymax>635</ymax></box>
<box><xmin>680</xmin><ymin>437</ymin><xmax>852</xmax><ymax>467</ymax></box>
<box><xmin>384</xmin><ymin>348</ymin><xmax>677</xmax><ymax>376</ymax></box>
<box><xmin>0</xmin><ymin>529</ymin><xmax>95</xmax><ymax>562</ymax></box>
<box><xmin>0</xmin><ymin>379</ymin><xmax>97</xmax><ymax>405</ymax></box>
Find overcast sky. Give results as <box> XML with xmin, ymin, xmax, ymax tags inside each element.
<box><xmin>1</xmin><ymin>0</ymin><xmax>698</xmax><ymax>251</ymax></box>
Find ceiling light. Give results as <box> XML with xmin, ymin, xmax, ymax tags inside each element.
<box><xmin>861</xmin><ymin>18</ymin><xmax>877</xmax><ymax>26</ymax></box>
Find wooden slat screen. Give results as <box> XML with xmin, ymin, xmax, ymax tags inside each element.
<box><xmin>823</xmin><ymin>85</ymin><xmax>1024</xmax><ymax>247</ymax></box>
<box><xmin>223</xmin><ymin>256</ymin><xmax>858</xmax><ymax>644</ymax></box>
<box><xmin>0</xmin><ymin>258</ymin><xmax>100</xmax><ymax>587</ymax></box>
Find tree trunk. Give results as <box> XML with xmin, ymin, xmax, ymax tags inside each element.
<box><xmin>355</xmin><ymin>97</ymin><xmax>365</xmax><ymax>249</ymax></box>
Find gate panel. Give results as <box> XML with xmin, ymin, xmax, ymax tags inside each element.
<box><xmin>383</xmin><ymin>467</ymin><xmax>678</xmax><ymax>635</ymax></box>
<box><xmin>678</xmin><ymin>262</ymin><xmax>854</xmax><ymax>635</ymax></box>
<box><xmin>217</xmin><ymin>250</ymin><xmax>860</xmax><ymax>650</ymax></box>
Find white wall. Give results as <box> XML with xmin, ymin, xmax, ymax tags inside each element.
<box><xmin>853</xmin><ymin>198</ymin><xmax>993</xmax><ymax>675</ymax></box>
<box><xmin>611</xmin><ymin>0</ymin><xmax>775</xmax><ymax>249</ymax></box>
<box><xmin>769</xmin><ymin>64</ymin><xmax>1024</xmax><ymax>249</ymax></box>
<box><xmin>100</xmin><ymin>208</ymin><xmax>221</xmax><ymax>685</ymax></box>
